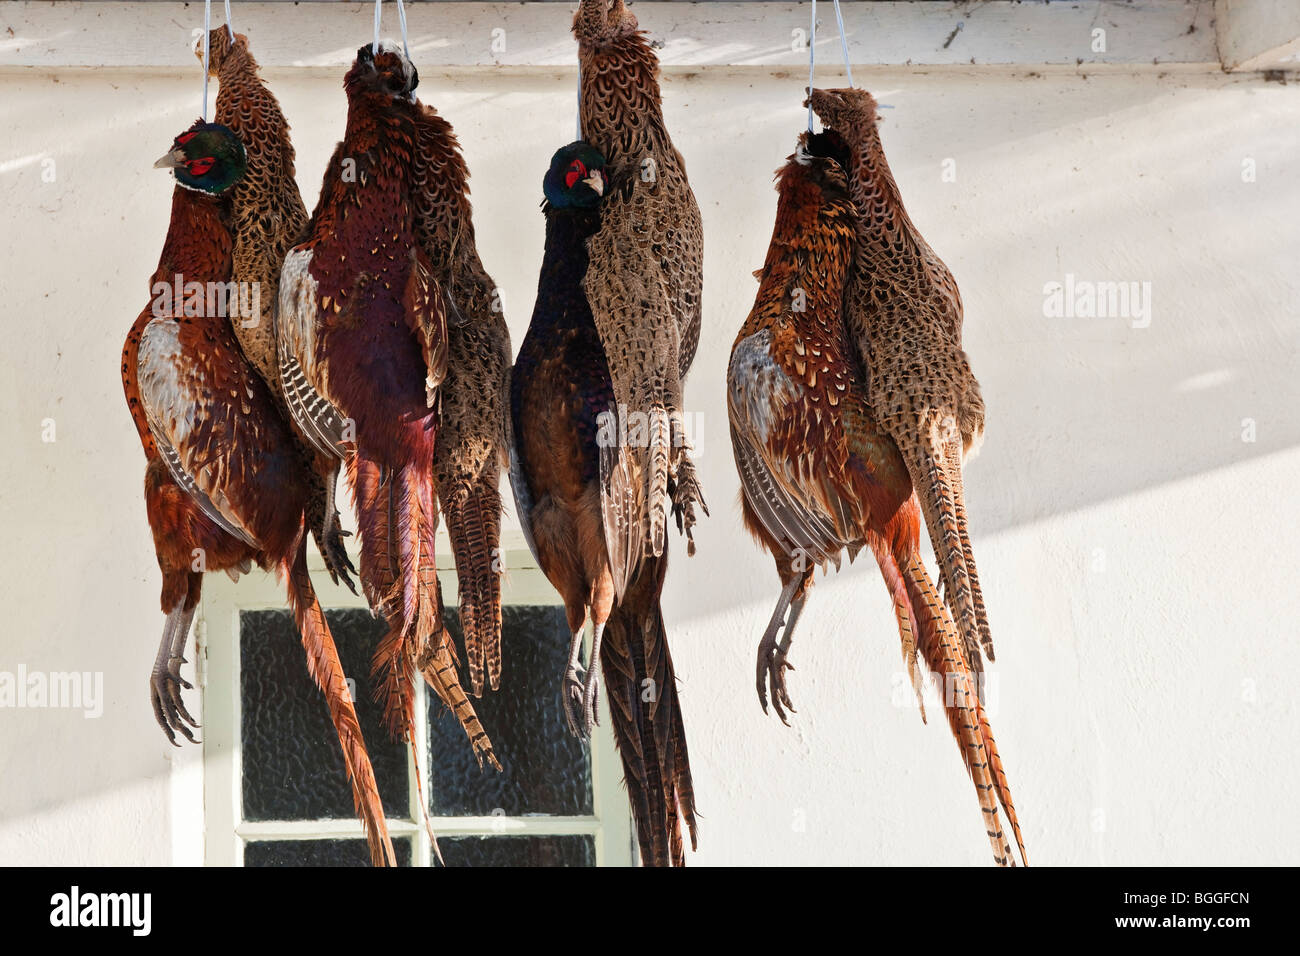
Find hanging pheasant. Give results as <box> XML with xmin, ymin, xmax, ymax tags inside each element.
<box><xmin>203</xmin><ymin>27</ymin><xmax>355</xmax><ymax>593</ymax></box>
<box><xmin>123</xmin><ymin>121</ymin><xmax>393</xmax><ymax>865</ymax></box>
<box><xmin>510</xmin><ymin>143</ymin><xmax>696</xmax><ymax>865</ymax></box>
<box><xmin>573</xmin><ymin>0</ymin><xmax>706</xmax><ymax>595</ymax></box>
<box><xmin>727</xmin><ymin>134</ymin><xmax>1026</xmax><ymax>866</ymax></box>
<box><xmin>276</xmin><ymin>43</ymin><xmax>494</xmax><ymax>770</ymax></box>
<box><xmin>807</xmin><ymin>89</ymin><xmax>994</xmax><ymax>681</ymax></box>
<box><xmin>409</xmin><ymin>98</ymin><xmax>511</xmax><ymax>698</ymax></box>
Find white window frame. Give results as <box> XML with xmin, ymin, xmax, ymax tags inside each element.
<box><xmin>197</xmin><ymin>533</ymin><xmax>635</xmax><ymax>867</ymax></box>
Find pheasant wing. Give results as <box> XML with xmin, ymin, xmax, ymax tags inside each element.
<box><xmin>136</xmin><ymin>318</ymin><xmax>259</xmax><ymax>548</ymax></box>
<box><xmin>726</xmin><ymin>329</ymin><xmax>844</xmax><ymax>566</ymax></box>
<box><xmin>276</xmin><ymin>248</ymin><xmax>351</xmax><ymax>458</ymax></box>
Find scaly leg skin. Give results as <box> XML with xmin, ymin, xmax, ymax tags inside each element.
<box><xmin>581</xmin><ymin>622</ymin><xmax>605</xmax><ymax>736</ymax></box>
<box><xmin>310</xmin><ymin>468</ymin><xmax>358</xmax><ymax>595</ymax></box>
<box><xmin>562</xmin><ymin>626</ymin><xmax>588</xmax><ymax>738</ymax></box>
<box><xmin>151</xmin><ymin>603</ymin><xmax>200</xmax><ymax>746</ymax></box>
<box><xmin>756</xmin><ymin>577</ymin><xmax>806</xmax><ymax>724</ymax></box>
<box><xmin>669</xmin><ymin>414</ymin><xmax>708</xmax><ymax>555</ymax></box>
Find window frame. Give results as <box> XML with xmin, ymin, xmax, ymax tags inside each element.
<box><xmin>198</xmin><ymin>533</ymin><xmax>635</xmax><ymax>867</ymax></box>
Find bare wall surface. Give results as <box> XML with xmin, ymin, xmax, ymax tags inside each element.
<box><xmin>1</xmin><ymin>56</ymin><xmax>1298</xmax><ymax>864</ymax></box>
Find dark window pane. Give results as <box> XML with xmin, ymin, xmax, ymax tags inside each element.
<box><xmin>438</xmin><ymin>835</ymin><xmax>595</xmax><ymax>867</ymax></box>
<box><xmin>244</xmin><ymin>838</ymin><xmax>413</xmax><ymax>867</ymax></box>
<box><xmin>429</xmin><ymin>605</ymin><xmax>592</xmax><ymax>816</ymax></box>
<box><xmin>241</xmin><ymin>609</ymin><xmax>408</xmax><ymax>821</ymax></box>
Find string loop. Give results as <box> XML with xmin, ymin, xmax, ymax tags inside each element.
<box><xmin>201</xmin><ymin>0</ymin><xmax>211</xmax><ymax>121</ymax></box>
<box><xmin>373</xmin><ymin>0</ymin><xmax>411</xmax><ymax>58</ymax></box>
<box><xmin>806</xmin><ymin>0</ymin><xmax>855</xmax><ymax>132</ymax></box>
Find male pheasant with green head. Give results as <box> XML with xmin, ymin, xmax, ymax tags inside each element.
<box><xmin>123</xmin><ymin>121</ymin><xmax>394</xmax><ymax>865</ymax></box>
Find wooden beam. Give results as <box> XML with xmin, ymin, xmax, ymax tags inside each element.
<box><xmin>0</xmin><ymin>1</ymin><xmax>1220</xmax><ymax>73</ymax></box>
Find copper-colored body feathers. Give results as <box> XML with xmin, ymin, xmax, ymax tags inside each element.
<box><xmin>124</xmin><ymin>173</ymin><xmax>393</xmax><ymax>865</ymax></box>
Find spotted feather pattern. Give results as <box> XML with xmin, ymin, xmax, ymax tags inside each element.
<box><xmin>807</xmin><ymin>88</ymin><xmax>994</xmax><ymax>675</ymax></box>
<box><xmin>409</xmin><ymin>99</ymin><xmax>511</xmax><ymax>697</ymax></box>
<box><xmin>574</xmin><ymin>0</ymin><xmax>705</xmax><ymax>575</ymax></box>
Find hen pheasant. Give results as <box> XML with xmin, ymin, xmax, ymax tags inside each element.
<box><xmin>807</xmin><ymin>89</ymin><xmax>994</xmax><ymax>681</ymax></box>
<box><xmin>202</xmin><ymin>27</ymin><xmax>356</xmax><ymax>593</ymax></box>
<box><xmin>410</xmin><ymin>99</ymin><xmax>512</xmax><ymax>698</ymax></box>
<box><xmin>727</xmin><ymin>134</ymin><xmax>1026</xmax><ymax>866</ymax></box>
<box><xmin>574</xmin><ymin>0</ymin><xmax>706</xmax><ymax>594</ymax></box>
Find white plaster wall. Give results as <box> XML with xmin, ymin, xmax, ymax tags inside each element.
<box><xmin>2</xmin><ymin>58</ymin><xmax>1298</xmax><ymax>865</ymax></box>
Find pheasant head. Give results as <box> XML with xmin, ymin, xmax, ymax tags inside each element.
<box><xmin>346</xmin><ymin>40</ymin><xmax>419</xmax><ymax>104</ymax></box>
<box><xmin>194</xmin><ymin>27</ymin><xmax>251</xmax><ymax>74</ymax></box>
<box><xmin>573</xmin><ymin>0</ymin><xmax>640</xmax><ymax>45</ymax></box>
<box><xmin>153</xmin><ymin>121</ymin><xmax>247</xmax><ymax>195</ymax></box>
<box><xmin>543</xmin><ymin>142</ymin><xmax>608</xmax><ymax>210</ymax></box>
<box><xmin>807</xmin><ymin>88</ymin><xmax>881</xmax><ymax>142</ymax></box>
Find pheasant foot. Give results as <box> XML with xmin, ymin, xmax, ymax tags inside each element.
<box><xmin>756</xmin><ymin>578</ymin><xmax>807</xmax><ymax>725</ymax></box>
<box><xmin>151</xmin><ymin>604</ymin><xmax>200</xmax><ymax>746</ymax></box>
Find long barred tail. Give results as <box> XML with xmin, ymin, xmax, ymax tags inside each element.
<box><xmin>893</xmin><ymin>545</ymin><xmax>1027</xmax><ymax>866</ymax></box>
<box><xmin>349</xmin><ymin>455</ymin><xmax>496</xmax><ymax>762</ymax></box>
<box><xmin>440</xmin><ymin>471</ymin><xmax>504</xmax><ymax>696</ymax></box>
<box><xmin>349</xmin><ymin>454</ymin><xmax>420</xmax><ymax>743</ymax></box>
<box><xmin>282</xmin><ymin>530</ymin><xmax>395</xmax><ymax>867</ymax></box>
<box><xmin>912</xmin><ymin>450</ymin><xmax>992</xmax><ymax>677</ymax></box>
<box><xmin>416</xmin><ymin>564</ymin><xmax>501</xmax><ymax>771</ymax></box>
<box><xmin>601</xmin><ymin>555</ymin><xmax>697</xmax><ymax>866</ymax></box>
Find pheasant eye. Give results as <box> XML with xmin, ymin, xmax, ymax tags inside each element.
<box><xmin>188</xmin><ymin>157</ymin><xmax>215</xmax><ymax>176</ymax></box>
<box><xmin>564</xmin><ymin>160</ymin><xmax>587</xmax><ymax>189</ymax></box>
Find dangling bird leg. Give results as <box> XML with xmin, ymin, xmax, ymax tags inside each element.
<box><xmin>308</xmin><ymin>463</ymin><xmax>357</xmax><ymax>595</ymax></box>
<box><xmin>668</xmin><ymin>409</ymin><xmax>708</xmax><ymax>555</ymax></box>
<box><xmin>581</xmin><ymin>621</ymin><xmax>606</xmax><ymax>735</ymax></box>
<box><xmin>562</xmin><ymin>624</ymin><xmax>588</xmax><ymax>738</ymax></box>
<box><xmin>756</xmin><ymin>574</ymin><xmax>805</xmax><ymax>724</ymax></box>
<box><xmin>150</xmin><ymin>601</ymin><xmax>200</xmax><ymax>746</ymax></box>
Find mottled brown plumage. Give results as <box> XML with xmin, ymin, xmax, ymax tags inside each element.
<box><xmin>204</xmin><ymin>28</ymin><xmax>356</xmax><ymax>593</ymax></box>
<box><xmin>808</xmin><ymin>89</ymin><xmax>994</xmax><ymax>679</ymax></box>
<box><xmin>124</xmin><ymin>123</ymin><xmax>393</xmax><ymax>865</ymax></box>
<box><xmin>728</xmin><ymin>137</ymin><xmax>1025</xmax><ymax>866</ymax></box>
<box><xmin>410</xmin><ymin>99</ymin><xmax>511</xmax><ymax>697</ymax></box>
<box><xmin>574</xmin><ymin>0</ymin><xmax>706</xmax><ymax>590</ymax></box>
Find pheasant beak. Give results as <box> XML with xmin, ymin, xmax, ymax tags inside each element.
<box><xmin>584</xmin><ymin>172</ymin><xmax>605</xmax><ymax>197</ymax></box>
<box><xmin>153</xmin><ymin>149</ymin><xmax>185</xmax><ymax>170</ymax></box>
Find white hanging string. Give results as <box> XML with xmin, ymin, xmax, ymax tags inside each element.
<box><xmin>395</xmin><ymin>0</ymin><xmax>410</xmax><ymax>59</ymax></box>
<box><xmin>223</xmin><ymin>0</ymin><xmax>235</xmax><ymax>41</ymax></box>
<box><xmin>201</xmin><ymin>0</ymin><xmax>211</xmax><ymax>121</ymax></box>
<box><xmin>372</xmin><ymin>0</ymin><xmax>411</xmax><ymax>58</ymax></box>
<box><xmin>831</xmin><ymin>0</ymin><xmax>854</xmax><ymax>88</ymax></box>
<box><xmin>576</xmin><ymin>62</ymin><xmax>583</xmax><ymax>142</ymax></box>
<box><xmin>806</xmin><ymin>0</ymin><xmax>816</xmax><ymax>132</ymax></box>
<box><xmin>806</xmin><ymin>0</ymin><xmax>856</xmax><ymax>132</ymax></box>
